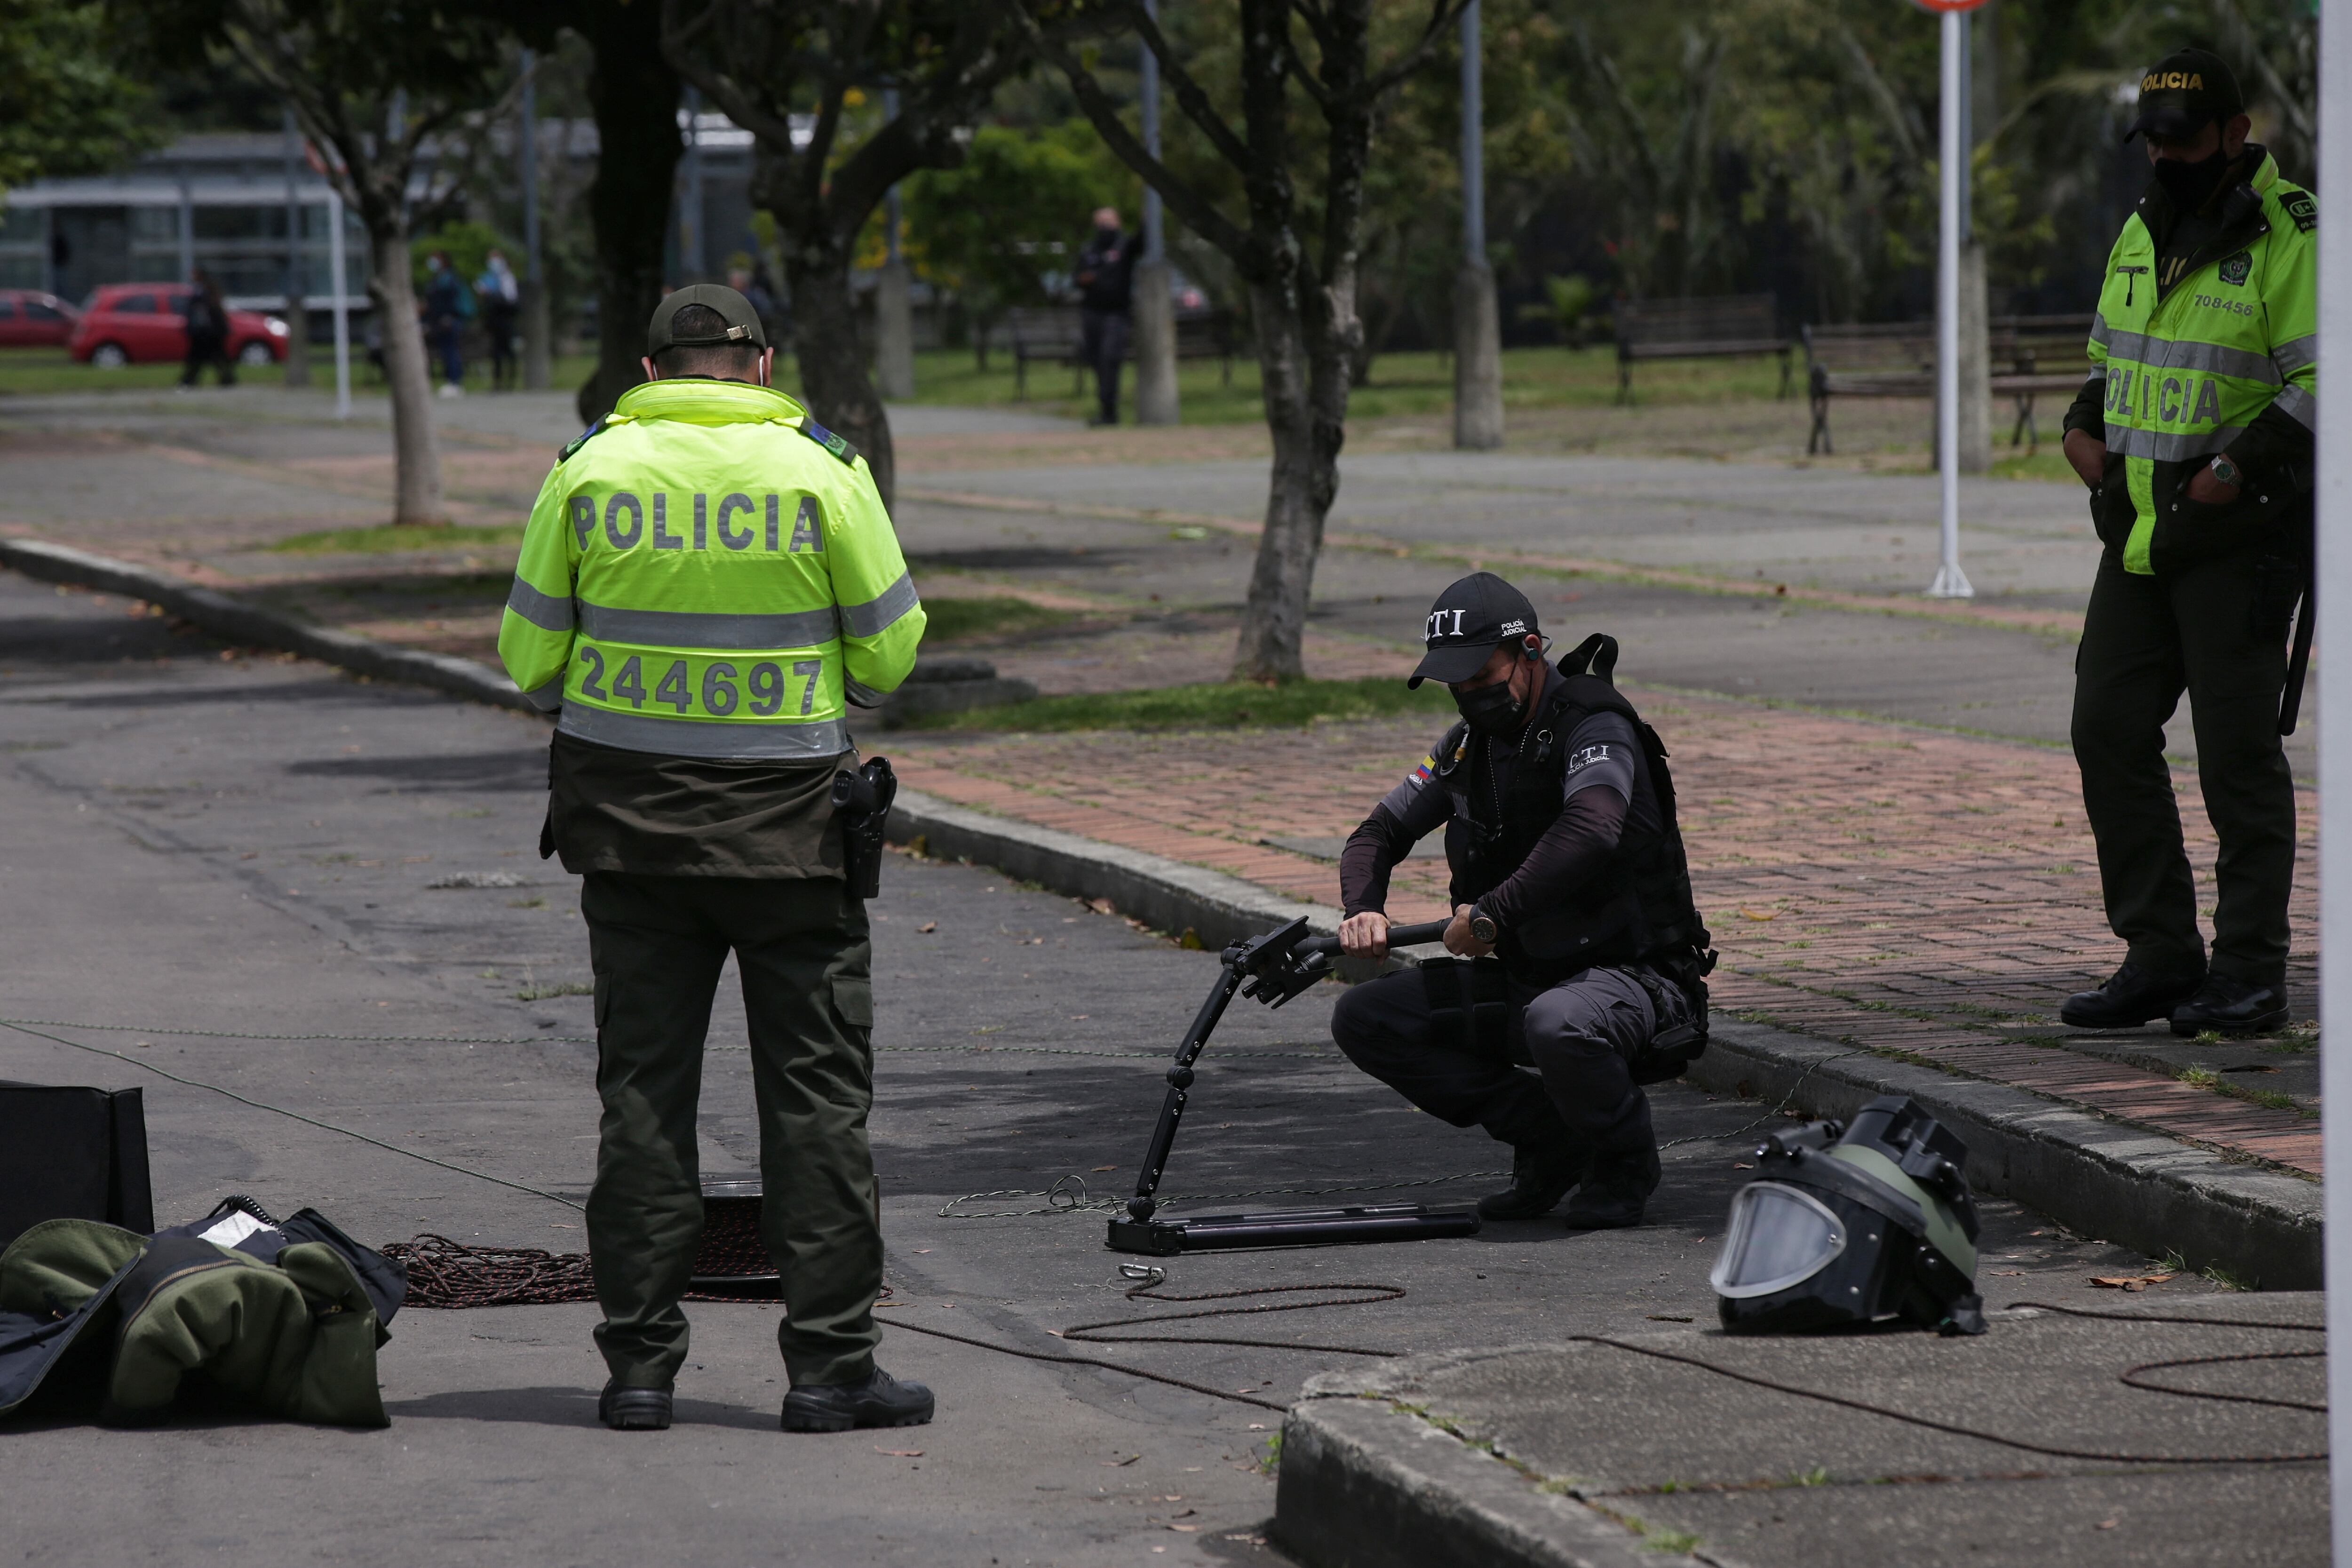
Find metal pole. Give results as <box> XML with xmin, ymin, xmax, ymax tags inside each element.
<box><xmin>519</xmin><ymin>49</ymin><xmax>549</xmax><ymax>390</ymax></box>
<box><xmin>2316</xmin><ymin>5</ymin><xmax>2352</xmax><ymax>1553</ymax></box>
<box><xmin>1451</xmin><ymin>0</ymin><xmax>1504</xmax><ymax>450</ymax></box>
<box><xmin>281</xmin><ymin>106</ymin><xmax>309</xmax><ymax>387</ymax></box>
<box><xmin>327</xmin><ymin>186</ymin><xmax>350</xmax><ymax>421</ymax></box>
<box><xmin>1925</xmin><ymin>8</ymin><xmax>1972</xmax><ymax>598</ymax></box>
<box><xmin>177</xmin><ymin>179</ymin><xmax>194</xmax><ymax>285</ymax></box>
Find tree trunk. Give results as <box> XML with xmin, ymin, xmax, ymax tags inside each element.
<box><xmin>787</xmin><ymin>258</ymin><xmax>895</xmax><ymax>509</ymax></box>
<box><xmin>1232</xmin><ymin>280</ymin><xmax>1330</xmax><ymax>681</ymax></box>
<box><xmin>578</xmin><ymin>0</ymin><xmax>681</xmax><ymax>425</ymax></box>
<box><xmin>368</xmin><ymin>231</ymin><xmax>444</xmax><ymax>524</ymax></box>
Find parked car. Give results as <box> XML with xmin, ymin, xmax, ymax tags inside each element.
<box><xmin>0</xmin><ymin>290</ymin><xmax>81</xmax><ymax>348</ymax></box>
<box><xmin>67</xmin><ymin>283</ymin><xmax>287</xmax><ymax>368</ymax></box>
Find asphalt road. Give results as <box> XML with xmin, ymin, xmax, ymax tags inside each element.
<box><xmin>0</xmin><ymin>567</ymin><xmax>2255</xmax><ymax>1566</ymax></box>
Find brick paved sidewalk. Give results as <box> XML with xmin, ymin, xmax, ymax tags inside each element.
<box><xmin>891</xmin><ymin>691</ymin><xmax>2320</xmax><ymax>1178</ymax></box>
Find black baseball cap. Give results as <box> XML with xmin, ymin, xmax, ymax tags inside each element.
<box><xmin>647</xmin><ymin>283</ymin><xmax>768</xmax><ymax>356</ymax></box>
<box><xmin>1407</xmin><ymin>572</ymin><xmax>1542</xmax><ymax>688</ymax></box>
<box><xmin>2126</xmin><ymin>48</ymin><xmax>2244</xmax><ymax>143</ymax></box>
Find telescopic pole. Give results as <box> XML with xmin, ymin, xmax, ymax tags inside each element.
<box><xmin>1926</xmin><ymin>6</ymin><xmax>1972</xmax><ymax>598</ymax></box>
<box><xmin>2315</xmin><ymin>1</ymin><xmax>2350</xmax><ymax>1552</ymax></box>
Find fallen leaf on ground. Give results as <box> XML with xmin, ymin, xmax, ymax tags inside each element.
<box><xmin>1170</xmin><ymin>1525</ymin><xmax>1199</xmax><ymax>1533</ymax></box>
<box><xmin>2097</xmin><ymin>1520</ymin><xmax>2119</xmax><ymax>1530</ymax></box>
<box><xmin>874</xmin><ymin>1447</ymin><xmax>923</xmax><ymax>1457</ymax></box>
<box><xmin>1093</xmin><ymin>1164</ymin><xmax>1119</xmax><ymax>1171</ymax></box>
<box><xmin>1247</xmin><ymin>1423</ymin><xmax>1267</xmax><ymax>1431</ymax></box>
<box><xmin>912</xmin><ymin>1248</ymin><xmax>931</xmax><ymax>1254</ymax></box>
<box><xmin>1089</xmin><ymin>898</ymin><xmax>1115</xmax><ymax>915</ymax></box>
<box><xmin>1740</xmin><ymin>909</ymin><xmax>1777</xmax><ymax>921</ymax></box>
<box><xmin>1103</xmin><ymin>1454</ymin><xmax>1141</xmax><ymax>1467</ymax></box>
<box><xmin>2091</xmin><ymin>1274</ymin><xmax>2174</xmax><ymax>1291</ymax></box>
<box><xmin>1987</xmin><ymin>1270</ymin><xmax>2025</xmax><ymax>1277</ymax></box>
<box><xmin>918</xmin><ymin>922</ymin><xmax>938</xmax><ymax>933</ymax></box>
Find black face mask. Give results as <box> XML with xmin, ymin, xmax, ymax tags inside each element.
<box><xmin>1454</xmin><ymin>674</ymin><xmax>1526</xmax><ymax>739</ymax></box>
<box><xmin>2151</xmin><ymin>143</ymin><xmax>2232</xmax><ymax>211</ymax></box>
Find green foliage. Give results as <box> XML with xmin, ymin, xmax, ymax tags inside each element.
<box><xmin>413</xmin><ymin>220</ymin><xmax>513</xmax><ymax>293</ymax></box>
<box><xmin>903</xmin><ymin>676</ymin><xmax>1455</xmax><ymax>733</ymax></box>
<box><xmin>0</xmin><ymin>0</ymin><xmax>168</xmax><ymax>188</ymax></box>
<box><xmin>902</xmin><ymin>122</ymin><xmax>1122</xmax><ymax>359</ymax></box>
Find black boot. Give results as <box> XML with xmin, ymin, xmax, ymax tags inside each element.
<box><xmin>2170</xmin><ymin>975</ymin><xmax>2290</xmax><ymax>1038</ymax></box>
<box><xmin>598</xmin><ymin>1381</ymin><xmax>672</xmax><ymax>1431</ymax></box>
<box><xmin>781</xmin><ymin>1365</ymin><xmax>935</xmax><ymax>1433</ymax></box>
<box><xmin>2060</xmin><ymin>961</ymin><xmax>2206</xmax><ymax>1029</ymax></box>
<box><xmin>1477</xmin><ymin>1138</ymin><xmax>1587</xmax><ymax>1221</ymax></box>
<box><xmin>1562</xmin><ymin>1141</ymin><xmax>1660</xmax><ymax>1231</ymax></box>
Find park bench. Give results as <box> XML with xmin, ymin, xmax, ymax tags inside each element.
<box><xmin>1006</xmin><ymin>303</ymin><xmax>1239</xmax><ymax>399</ymax></box>
<box><xmin>1613</xmin><ymin>293</ymin><xmax>1792</xmax><ymax>403</ymax></box>
<box><xmin>1803</xmin><ymin>314</ymin><xmax>2098</xmax><ymax>456</ymax></box>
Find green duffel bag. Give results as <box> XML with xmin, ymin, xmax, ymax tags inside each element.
<box><xmin>0</xmin><ymin>1200</ymin><xmax>402</xmax><ymax>1428</ymax></box>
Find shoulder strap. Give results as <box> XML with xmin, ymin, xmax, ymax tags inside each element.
<box><xmin>796</xmin><ymin>416</ymin><xmax>861</xmax><ymax>468</ymax></box>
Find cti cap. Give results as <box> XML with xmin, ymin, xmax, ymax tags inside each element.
<box><xmin>2125</xmin><ymin>48</ymin><xmax>2244</xmax><ymax>143</ymax></box>
<box><xmin>1408</xmin><ymin>572</ymin><xmax>1542</xmax><ymax>688</ymax></box>
<box><xmin>647</xmin><ymin>283</ymin><xmax>768</xmax><ymax>357</ymax></box>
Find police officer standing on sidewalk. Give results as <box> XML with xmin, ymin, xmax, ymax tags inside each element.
<box><xmin>499</xmin><ymin>285</ymin><xmax>934</xmax><ymax>1433</ymax></box>
<box><xmin>1332</xmin><ymin>574</ymin><xmax>1714</xmax><ymax>1228</ymax></box>
<box><xmin>2059</xmin><ymin>49</ymin><xmax>2314</xmax><ymax>1038</ymax></box>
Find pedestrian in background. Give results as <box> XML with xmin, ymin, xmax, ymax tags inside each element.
<box><xmin>2059</xmin><ymin>48</ymin><xmax>2314</xmax><ymax>1038</ymax></box>
<box><xmin>1073</xmin><ymin>206</ymin><xmax>1138</xmax><ymax>427</ymax></box>
<box><xmin>479</xmin><ymin>249</ymin><xmax>519</xmax><ymax>391</ymax></box>
<box><xmin>497</xmin><ymin>284</ymin><xmax>933</xmax><ymax>1437</ymax></box>
<box><xmin>179</xmin><ymin>269</ymin><xmax>234</xmax><ymax>389</ymax></box>
<box><xmin>422</xmin><ymin>251</ymin><xmax>467</xmax><ymax>397</ymax></box>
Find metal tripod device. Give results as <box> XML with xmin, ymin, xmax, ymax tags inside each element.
<box><xmin>1104</xmin><ymin>916</ymin><xmax>1485</xmax><ymax>1256</ymax></box>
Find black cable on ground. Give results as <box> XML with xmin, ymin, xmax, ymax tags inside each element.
<box><xmin>0</xmin><ymin>1017</ymin><xmax>585</xmax><ymax>1212</ymax></box>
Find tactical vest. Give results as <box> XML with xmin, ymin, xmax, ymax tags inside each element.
<box><xmin>1434</xmin><ymin>635</ymin><xmax>1713</xmax><ymax>985</ymax></box>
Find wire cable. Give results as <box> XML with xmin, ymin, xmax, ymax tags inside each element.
<box><xmin>0</xmin><ymin>1017</ymin><xmax>585</xmax><ymax>1212</ymax></box>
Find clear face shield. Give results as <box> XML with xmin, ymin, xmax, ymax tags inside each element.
<box><xmin>1708</xmin><ymin>1182</ymin><xmax>1848</xmax><ymax>1300</ymax></box>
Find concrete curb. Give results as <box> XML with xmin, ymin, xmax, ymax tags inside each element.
<box><xmin>1275</xmin><ymin>1394</ymin><xmax>1669</xmax><ymax>1568</ymax></box>
<box><xmin>884</xmin><ymin>784</ymin><xmax>2320</xmax><ymax>1290</ymax></box>
<box><xmin>885</xmin><ymin>786</ymin><xmax>1341</xmax><ymax>952</ymax></box>
<box><xmin>0</xmin><ymin>537</ymin><xmax>538</xmax><ymax>715</ymax></box>
<box><xmin>1685</xmin><ymin>1018</ymin><xmax>2322</xmax><ymax>1289</ymax></box>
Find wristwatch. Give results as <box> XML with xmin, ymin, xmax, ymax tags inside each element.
<box><xmin>1467</xmin><ymin>907</ymin><xmax>1499</xmax><ymax>946</ymax></box>
<box><xmin>2209</xmin><ymin>454</ymin><xmax>2243</xmax><ymax>490</ymax></box>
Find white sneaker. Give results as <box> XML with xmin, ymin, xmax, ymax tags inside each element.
<box><xmin>438</xmin><ymin>382</ymin><xmax>464</xmax><ymax>398</ymax></box>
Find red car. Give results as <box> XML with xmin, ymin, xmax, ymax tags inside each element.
<box><xmin>67</xmin><ymin>283</ymin><xmax>287</xmax><ymax>368</ymax></box>
<box><xmin>0</xmin><ymin>290</ymin><xmax>80</xmax><ymax>347</ymax></box>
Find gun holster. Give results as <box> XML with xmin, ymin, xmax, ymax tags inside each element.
<box><xmin>831</xmin><ymin>756</ymin><xmax>897</xmax><ymax>901</ymax></box>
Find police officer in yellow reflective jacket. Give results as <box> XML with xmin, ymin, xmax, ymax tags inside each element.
<box><xmin>2059</xmin><ymin>49</ymin><xmax>2312</xmax><ymax>1038</ymax></box>
<box><xmin>499</xmin><ymin>285</ymin><xmax>934</xmax><ymax>1434</ymax></box>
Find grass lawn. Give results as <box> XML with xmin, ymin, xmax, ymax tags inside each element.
<box><xmin>906</xmin><ymin>675</ymin><xmax>1454</xmax><ymax>732</ymax></box>
<box><xmin>892</xmin><ymin>343</ymin><xmax>1798</xmax><ymax>427</ymax></box>
<box><xmin>269</xmin><ymin>522</ymin><xmax>529</xmax><ymax>554</ymax></box>
<box><xmin>918</xmin><ymin>597</ymin><xmax>1091</xmax><ymax>641</ymax></box>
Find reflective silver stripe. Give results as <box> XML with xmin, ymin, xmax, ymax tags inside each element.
<box><xmin>2272</xmin><ymin>334</ymin><xmax>2319</xmax><ymax>377</ymax></box>
<box><xmin>576</xmin><ymin>600</ymin><xmax>839</xmax><ymax>650</ymax></box>
<box><xmin>2098</xmin><ymin>327</ymin><xmax>2280</xmax><ymax>384</ymax></box>
<box><xmin>557</xmin><ymin>706</ymin><xmax>851</xmax><ymax>760</ymax></box>
<box><xmin>839</xmin><ymin>571</ymin><xmax>919</xmax><ymax>638</ymax></box>
<box><xmin>2108</xmin><ymin>423</ymin><xmax>2245</xmax><ymax>462</ymax></box>
<box><xmin>2273</xmin><ymin>383</ymin><xmax>2317</xmax><ymax>431</ymax></box>
<box><xmin>519</xmin><ymin>675</ymin><xmax>564</xmax><ymax>713</ymax></box>
<box><xmin>505</xmin><ymin>578</ymin><xmax>574</xmax><ymax>633</ymax></box>
<box><xmin>2088</xmin><ymin>312</ymin><xmax>2109</xmax><ymax>354</ymax></box>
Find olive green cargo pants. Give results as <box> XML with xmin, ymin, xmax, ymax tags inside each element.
<box><xmin>580</xmin><ymin>871</ymin><xmax>880</xmax><ymax>1389</ymax></box>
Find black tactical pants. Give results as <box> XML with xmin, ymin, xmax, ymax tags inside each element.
<box><xmin>580</xmin><ymin>871</ymin><xmax>881</xmax><ymax>1390</ymax></box>
<box><xmin>1080</xmin><ymin>308</ymin><xmax>1128</xmax><ymax>424</ymax></box>
<box><xmin>1331</xmin><ymin>963</ymin><xmax>1687</xmax><ymax>1157</ymax></box>
<box><xmin>2071</xmin><ymin>549</ymin><xmax>2297</xmax><ymax>986</ymax></box>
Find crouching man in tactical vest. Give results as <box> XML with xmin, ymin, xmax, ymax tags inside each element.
<box><xmin>1334</xmin><ymin>574</ymin><xmax>1715</xmax><ymax>1229</ymax></box>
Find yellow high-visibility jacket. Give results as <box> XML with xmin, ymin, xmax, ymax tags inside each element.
<box><xmin>2071</xmin><ymin>150</ymin><xmax>2316</xmax><ymax>574</ymax></box>
<box><xmin>497</xmin><ymin>378</ymin><xmax>924</xmax><ymax>758</ymax></box>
